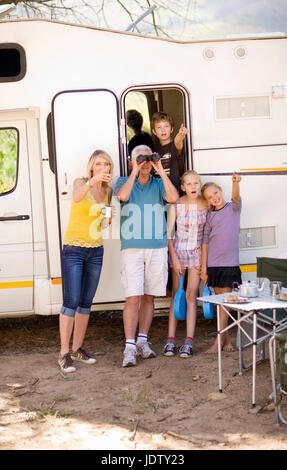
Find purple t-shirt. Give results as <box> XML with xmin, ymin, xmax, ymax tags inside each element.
<box><xmin>203</xmin><ymin>200</ymin><xmax>241</xmax><ymax>267</ymax></box>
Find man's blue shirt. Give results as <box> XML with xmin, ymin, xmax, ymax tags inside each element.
<box><xmin>115</xmin><ymin>175</ymin><xmax>168</xmax><ymax>250</ymax></box>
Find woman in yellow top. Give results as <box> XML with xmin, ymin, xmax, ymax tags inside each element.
<box><xmin>58</xmin><ymin>149</ymin><xmax>113</xmax><ymax>373</ymax></box>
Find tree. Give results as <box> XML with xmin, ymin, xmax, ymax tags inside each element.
<box><xmin>0</xmin><ymin>0</ymin><xmax>199</xmax><ymax>40</ymax></box>
<box><xmin>1</xmin><ymin>1</ymin><xmax>284</xmax><ymax>40</ymax></box>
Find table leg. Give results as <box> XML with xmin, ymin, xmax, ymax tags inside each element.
<box><xmin>269</xmin><ymin>336</ymin><xmax>280</xmax><ymax>425</ymax></box>
<box><xmin>252</xmin><ymin>311</ymin><xmax>257</xmax><ymax>407</ymax></box>
<box><xmin>217</xmin><ymin>304</ymin><xmax>223</xmax><ymax>392</ymax></box>
<box><xmin>238</xmin><ymin>311</ymin><xmax>243</xmax><ymax>376</ymax></box>
<box><xmin>272</xmin><ymin>308</ymin><xmax>277</xmax><ymax>377</ymax></box>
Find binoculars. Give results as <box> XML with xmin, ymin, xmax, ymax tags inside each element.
<box><xmin>136</xmin><ymin>152</ymin><xmax>161</xmax><ymax>164</ymax></box>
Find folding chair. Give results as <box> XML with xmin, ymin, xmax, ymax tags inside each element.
<box><xmin>237</xmin><ymin>257</ymin><xmax>287</xmax><ymax>372</ymax></box>
<box><xmin>269</xmin><ymin>333</ymin><xmax>287</xmax><ymax>425</ymax></box>
<box><xmin>257</xmin><ymin>257</ymin><xmax>287</xmax><ymax>288</ymax></box>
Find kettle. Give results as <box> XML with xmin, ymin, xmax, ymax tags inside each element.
<box><xmin>232</xmin><ymin>279</ymin><xmax>266</xmax><ymax>298</ymax></box>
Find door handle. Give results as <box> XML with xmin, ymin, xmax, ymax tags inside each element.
<box><xmin>0</xmin><ymin>214</ymin><xmax>30</xmax><ymax>221</ymax></box>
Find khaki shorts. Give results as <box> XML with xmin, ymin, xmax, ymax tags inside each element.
<box><xmin>121</xmin><ymin>247</ymin><xmax>168</xmax><ymax>298</ymax></box>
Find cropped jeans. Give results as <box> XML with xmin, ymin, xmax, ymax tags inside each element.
<box><xmin>60</xmin><ymin>245</ymin><xmax>103</xmax><ymax>318</ymax></box>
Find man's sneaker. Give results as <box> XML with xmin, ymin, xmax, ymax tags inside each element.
<box><xmin>71</xmin><ymin>347</ymin><xmax>97</xmax><ymax>364</ymax></box>
<box><xmin>179</xmin><ymin>343</ymin><xmax>193</xmax><ymax>358</ymax></box>
<box><xmin>122</xmin><ymin>346</ymin><xmax>137</xmax><ymax>368</ymax></box>
<box><xmin>136</xmin><ymin>341</ymin><xmax>156</xmax><ymax>359</ymax></box>
<box><xmin>163</xmin><ymin>342</ymin><xmax>176</xmax><ymax>357</ymax></box>
<box><xmin>58</xmin><ymin>353</ymin><xmax>76</xmax><ymax>373</ymax></box>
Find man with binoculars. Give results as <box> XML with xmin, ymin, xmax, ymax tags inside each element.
<box><xmin>115</xmin><ymin>145</ymin><xmax>179</xmax><ymax>368</ymax></box>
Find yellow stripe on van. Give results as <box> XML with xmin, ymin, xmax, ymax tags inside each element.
<box><xmin>240</xmin><ymin>265</ymin><xmax>257</xmax><ymax>273</ymax></box>
<box><xmin>240</xmin><ymin>167</ymin><xmax>287</xmax><ymax>172</ymax></box>
<box><xmin>0</xmin><ymin>281</ymin><xmax>33</xmax><ymax>289</ymax></box>
<box><xmin>51</xmin><ymin>278</ymin><xmax>62</xmax><ymax>285</ymax></box>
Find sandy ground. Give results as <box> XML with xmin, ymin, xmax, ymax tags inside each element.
<box><xmin>0</xmin><ymin>309</ymin><xmax>287</xmax><ymax>451</ymax></box>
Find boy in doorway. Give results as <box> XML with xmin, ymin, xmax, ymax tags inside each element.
<box><xmin>152</xmin><ymin>111</ymin><xmax>188</xmax><ymax>193</ymax></box>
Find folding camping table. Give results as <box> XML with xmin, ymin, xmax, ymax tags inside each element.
<box><xmin>197</xmin><ymin>289</ymin><xmax>287</xmax><ymax>407</ymax></box>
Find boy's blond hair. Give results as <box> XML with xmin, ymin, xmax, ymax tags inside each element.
<box><xmin>151</xmin><ymin>111</ymin><xmax>174</xmax><ymax>130</ymax></box>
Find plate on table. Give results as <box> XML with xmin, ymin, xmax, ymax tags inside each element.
<box><xmin>223</xmin><ymin>296</ymin><xmax>252</xmax><ymax>304</ymax></box>
<box><xmin>275</xmin><ymin>294</ymin><xmax>287</xmax><ymax>302</ymax></box>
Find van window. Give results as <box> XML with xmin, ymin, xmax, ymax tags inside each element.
<box><xmin>123</xmin><ymin>87</ymin><xmax>190</xmax><ymax>178</ymax></box>
<box><xmin>126</xmin><ymin>91</ymin><xmax>151</xmax><ymax>142</ymax></box>
<box><xmin>0</xmin><ymin>128</ymin><xmax>18</xmax><ymax>195</ymax></box>
<box><xmin>0</xmin><ymin>44</ymin><xmax>26</xmax><ymax>82</ymax></box>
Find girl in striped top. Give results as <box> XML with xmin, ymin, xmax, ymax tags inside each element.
<box><xmin>163</xmin><ymin>171</ymin><xmax>208</xmax><ymax>358</ymax></box>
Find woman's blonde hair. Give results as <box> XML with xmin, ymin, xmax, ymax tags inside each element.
<box><xmin>180</xmin><ymin>170</ymin><xmax>202</xmax><ymax>185</ymax></box>
<box><xmin>86</xmin><ymin>149</ymin><xmax>113</xmax><ymax>187</ymax></box>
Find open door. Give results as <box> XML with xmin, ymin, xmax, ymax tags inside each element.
<box><xmin>52</xmin><ymin>89</ymin><xmax>124</xmax><ymax>303</ymax></box>
<box><xmin>0</xmin><ymin>117</ymin><xmax>33</xmax><ymax>313</ymax></box>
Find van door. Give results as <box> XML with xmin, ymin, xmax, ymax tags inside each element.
<box><xmin>0</xmin><ymin>118</ymin><xmax>33</xmax><ymax>313</ymax></box>
<box><xmin>52</xmin><ymin>89</ymin><xmax>124</xmax><ymax>303</ymax></box>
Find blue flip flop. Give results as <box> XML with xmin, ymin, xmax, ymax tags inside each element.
<box><xmin>202</xmin><ymin>284</ymin><xmax>214</xmax><ymax>319</ymax></box>
<box><xmin>173</xmin><ymin>274</ymin><xmax>187</xmax><ymax>320</ymax></box>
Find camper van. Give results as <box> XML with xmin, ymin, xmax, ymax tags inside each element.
<box><xmin>0</xmin><ymin>19</ymin><xmax>286</xmax><ymax>318</ymax></box>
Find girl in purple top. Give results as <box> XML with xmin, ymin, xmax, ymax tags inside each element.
<box><xmin>201</xmin><ymin>173</ymin><xmax>242</xmax><ymax>354</ymax></box>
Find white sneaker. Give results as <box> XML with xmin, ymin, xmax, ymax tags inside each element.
<box><xmin>122</xmin><ymin>346</ymin><xmax>137</xmax><ymax>367</ymax></box>
<box><xmin>136</xmin><ymin>341</ymin><xmax>156</xmax><ymax>359</ymax></box>
<box><xmin>58</xmin><ymin>353</ymin><xmax>76</xmax><ymax>373</ymax></box>
<box><xmin>71</xmin><ymin>347</ymin><xmax>97</xmax><ymax>364</ymax></box>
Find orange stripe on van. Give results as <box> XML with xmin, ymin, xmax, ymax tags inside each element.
<box><xmin>240</xmin><ymin>167</ymin><xmax>287</xmax><ymax>172</ymax></box>
<box><xmin>51</xmin><ymin>278</ymin><xmax>62</xmax><ymax>285</ymax></box>
<box><xmin>0</xmin><ymin>281</ymin><xmax>33</xmax><ymax>289</ymax></box>
<box><xmin>240</xmin><ymin>265</ymin><xmax>257</xmax><ymax>273</ymax></box>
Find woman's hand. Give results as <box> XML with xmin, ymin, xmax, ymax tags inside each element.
<box><xmin>89</xmin><ymin>170</ymin><xmax>112</xmax><ymax>186</ymax></box>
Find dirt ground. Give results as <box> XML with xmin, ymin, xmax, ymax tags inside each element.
<box><xmin>0</xmin><ymin>309</ymin><xmax>287</xmax><ymax>451</ymax></box>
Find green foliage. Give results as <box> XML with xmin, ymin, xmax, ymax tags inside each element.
<box><xmin>0</xmin><ymin>129</ymin><xmax>17</xmax><ymax>194</ymax></box>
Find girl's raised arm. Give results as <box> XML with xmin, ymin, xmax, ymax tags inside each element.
<box><xmin>232</xmin><ymin>172</ymin><xmax>242</xmax><ymax>203</ymax></box>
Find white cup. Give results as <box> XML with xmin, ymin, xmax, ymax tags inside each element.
<box><xmin>101</xmin><ymin>205</ymin><xmax>112</xmax><ymax>218</ymax></box>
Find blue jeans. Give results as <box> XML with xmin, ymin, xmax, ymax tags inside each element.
<box><xmin>61</xmin><ymin>245</ymin><xmax>103</xmax><ymax>318</ymax></box>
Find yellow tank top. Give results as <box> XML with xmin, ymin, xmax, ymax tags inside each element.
<box><xmin>64</xmin><ymin>188</ymin><xmax>109</xmax><ymax>248</ymax></box>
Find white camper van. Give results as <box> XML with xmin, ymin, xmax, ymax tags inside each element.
<box><xmin>0</xmin><ymin>19</ymin><xmax>286</xmax><ymax>318</ymax></box>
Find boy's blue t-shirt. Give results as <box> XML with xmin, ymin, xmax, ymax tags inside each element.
<box><xmin>115</xmin><ymin>175</ymin><xmax>168</xmax><ymax>250</ymax></box>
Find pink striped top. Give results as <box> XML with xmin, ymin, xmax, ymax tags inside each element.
<box><xmin>169</xmin><ymin>201</ymin><xmax>208</xmax><ymax>268</ymax></box>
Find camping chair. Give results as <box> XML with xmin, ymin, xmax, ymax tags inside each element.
<box><xmin>269</xmin><ymin>333</ymin><xmax>287</xmax><ymax>425</ymax></box>
<box><xmin>237</xmin><ymin>257</ymin><xmax>287</xmax><ymax>372</ymax></box>
<box><xmin>257</xmin><ymin>257</ymin><xmax>287</xmax><ymax>288</ymax></box>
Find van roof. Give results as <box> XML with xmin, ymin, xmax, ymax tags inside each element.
<box><xmin>1</xmin><ymin>18</ymin><xmax>286</xmax><ymax>45</ymax></box>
